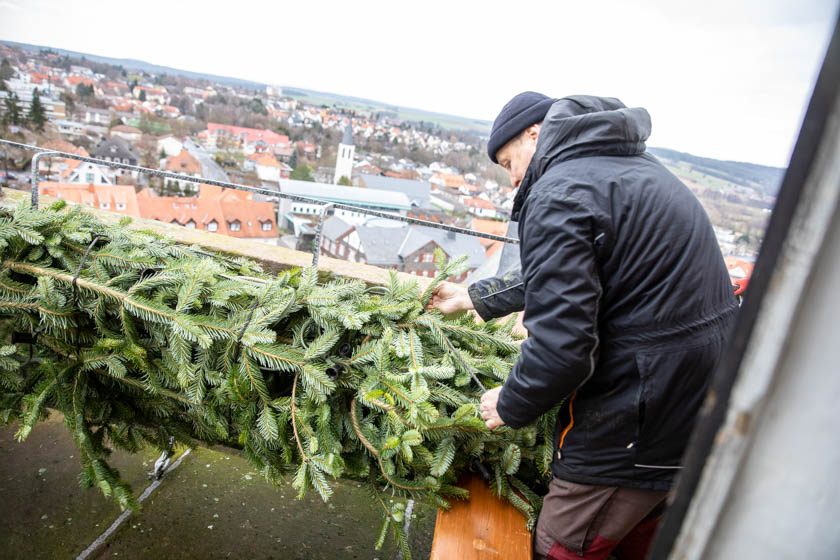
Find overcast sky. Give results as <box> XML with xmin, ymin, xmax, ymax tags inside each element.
<box><xmin>0</xmin><ymin>0</ymin><xmax>836</xmax><ymax>167</ymax></box>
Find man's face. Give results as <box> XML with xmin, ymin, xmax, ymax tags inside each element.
<box><xmin>495</xmin><ymin>124</ymin><xmax>539</xmax><ymax>189</ymax></box>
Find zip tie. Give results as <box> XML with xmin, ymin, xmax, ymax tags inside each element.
<box><xmin>151</xmin><ymin>435</ymin><xmax>176</xmax><ymax>480</ymax></box>
<box><xmin>75</xmin><ymin>448</ymin><xmax>193</xmax><ymax>560</ymax></box>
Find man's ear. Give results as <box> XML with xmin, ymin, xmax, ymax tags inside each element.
<box><xmin>525</xmin><ymin>123</ymin><xmax>541</xmax><ymax>142</ymax></box>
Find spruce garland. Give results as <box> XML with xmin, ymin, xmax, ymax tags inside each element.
<box><xmin>0</xmin><ymin>201</ymin><xmax>557</xmax><ymax>556</ymax></box>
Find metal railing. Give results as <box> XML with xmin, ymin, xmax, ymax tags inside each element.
<box><xmin>0</xmin><ymin>138</ymin><xmax>517</xmax><ymax>267</ymax></box>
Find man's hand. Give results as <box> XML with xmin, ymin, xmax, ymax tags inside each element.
<box><xmin>480</xmin><ymin>386</ymin><xmax>505</xmax><ymax>430</ymax></box>
<box><xmin>426</xmin><ymin>282</ymin><xmax>474</xmax><ymax>315</ymax></box>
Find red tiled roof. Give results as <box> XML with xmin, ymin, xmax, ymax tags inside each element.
<box><xmin>471</xmin><ymin>217</ymin><xmax>507</xmax><ymax>256</ymax></box>
<box><xmin>464</xmin><ymin>197</ymin><xmax>496</xmax><ymax>210</ymax></box>
<box><xmin>137</xmin><ymin>186</ymin><xmax>276</xmax><ymax>238</ymax></box>
<box><xmin>29</xmin><ymin>72</ymin><xmax>50</xmax><ymax>84</ymax></box>
<box><xmin>66</xmin><ymin>76</ymin><xmax>94</xmax><ymax>87</ymax></box>
<box><xmin>41</xmin><ymin>140</ymin><xmax>89</xmax><ymax>157</ymax></box>
<box><xmin>164</xmin><ymin>149</ymin><xmax>201</xmax><ymax>175</ymax></box>
<box><xmin>39</xmin><ymin>182</ymin><xmax>141</xmax><ymax>217</ymax></box>
<box><xmin>111</xmin><ymin>125</ymin><xmax>142</xmax><ymax>134</ymax></box>
<box><xmin>207</xmin><ymin>123</ymin><xmax>289</xmax><ymax>147</ymax></box>
<box><xmin>247</xmin><ymin>152</ymin><xmax>281</xmax><ymax>167</ymax></box>
<box><xmin>432</xmin><ymin>172</ymin><xmax>468</xmax><ymax>189</ymax></box>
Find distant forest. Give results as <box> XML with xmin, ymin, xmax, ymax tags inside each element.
<box><xmin>649</xmin><ymin>147</ymin><xmax>785</xmax><ymax>196</ymax></box>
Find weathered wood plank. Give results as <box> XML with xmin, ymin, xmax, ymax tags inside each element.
<box><xmin>430</xmin><ymin>474</ymin><xmax>532</xmax><ymax>560</ymax></box>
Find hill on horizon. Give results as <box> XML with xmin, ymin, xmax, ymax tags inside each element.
<box><xmin>649</xmin><ymin>147</ymin><xmax>784</xmax><ymax>196</ymax></box>
<box><xmin>1</xmin><ymin>40</ymin><xmax>786</xmax><ymax>193</ymax></box>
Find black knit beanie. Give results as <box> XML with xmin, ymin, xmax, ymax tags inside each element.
<box><xmin>487</xmin><ymin>91</ymin><xmax>555</xmax><ymax>163</ymax></box>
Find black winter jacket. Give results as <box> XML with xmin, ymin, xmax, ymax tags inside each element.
<box><xmin>472</xmin><ymin>96</ymin><xmax>737</xmax><ymax>490</ymax></box>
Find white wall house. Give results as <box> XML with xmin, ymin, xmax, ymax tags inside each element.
<box><xmin>67</xmin><ymin>162</ymin><xmax>115</xmax><ymax>186</ymax></box>
<box><xmin>156</xmin><ymin>136</ymin><xmax>184</xmax><ymax>157</ymax></box>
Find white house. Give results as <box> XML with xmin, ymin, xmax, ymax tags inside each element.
<box><xmin>247</xmin><ymin>152</ymin><xmax>290</xmax><ymax>184</ymax></box>
<box><xmin>67</xmin><ymin>162</ymin><xmax>115</xmax><ymax>186</ymax></box>
<box><xmin>82</xmin><ymin>107</ymin><xmax>112</xmax><ymax>125</ymax></box>
<box><xmin>277</xmin><ymin>180</ymin><xmax>412</xmax><ymax>233</ymax></box>
<box><xmin>463</xmin><ymin>196</ymin><xmax>498</xmax><ymax>219</ymax></box>
<box><xmin>56</xmin><ymin>120</ymin><xmax>84</xmax><ymax>137</ymax></box>
<box><xmin>156</xmin><ymin>135</ymin><xmax>184</xmax><ymax>157</ymax></box>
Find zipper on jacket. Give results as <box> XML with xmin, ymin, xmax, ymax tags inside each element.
<box><xmin>627</xmin><ymin>358</ymin><xmax>647</xmax><ymax>452</ymax></box>
<box><xmin>556</xmin><ymin>392</ymin><xmax>576</xmax><ymax>460</ymax></box>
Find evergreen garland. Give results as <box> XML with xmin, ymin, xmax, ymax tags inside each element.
<box><xmin>0</xmin><ymin>201</ymin><xmax>557</xmax><ymax>557</ymax></box>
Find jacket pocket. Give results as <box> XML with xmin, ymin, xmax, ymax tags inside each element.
<box><xmin>632</xmin><ymin>337</ymin><xmax>723</xmax><ymax>469</ymax></box>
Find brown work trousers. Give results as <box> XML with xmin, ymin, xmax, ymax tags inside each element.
<box><xmin>533</xmin><ymin>478</ymin><xmax>669</xmax><ymax>560</ymax></box>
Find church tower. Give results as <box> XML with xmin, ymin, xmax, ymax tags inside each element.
<box><xmin>333</xmin><ymin>122</ymin><xmax>355</xmax><ymax>185</ymax></box>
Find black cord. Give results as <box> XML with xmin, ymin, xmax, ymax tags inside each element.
<box><xmin>232</xmin><ymin>297</ymin><xmax>262</xmax><ymax>363</ymax></box>
<box><xmin>441</xmin><ymin>333</ymin><xmax>486</xmax><ymax>392</ymax></box>
<box><xmin>72</xmin><ymin>235</ymin><xmax>101</xmax><ymax>304</ymax></box>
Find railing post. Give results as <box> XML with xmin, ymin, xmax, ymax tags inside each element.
<box><xmin>30</xmin><ymin>151</ymin><xmax>61</xmax><ymax>209</ymax></box>
<box><xmin>311</xmin><ymin>203</ymin><xmax>335</xmax><ymax>268</ymax></box>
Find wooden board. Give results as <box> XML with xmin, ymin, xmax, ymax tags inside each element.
<box><xmin>430</xmin><ymin>474</ymin><xmax>532</xmax><ymax>559</ymax></box>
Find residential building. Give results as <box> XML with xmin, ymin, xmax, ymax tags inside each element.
<box><xmin>470</xmin><ymin>217</ymin><xmax>509</xmax><ymax>257</ymax></box>
<box><xmin>39</xmin><ymin>182</ymin><xmax>140</xmax><ymax>216</ymax></box>
<box><xmin>357</xmin><ymin>174</ymin><xmax>431</xmax><ymax>208</ymax></box>
<box><xmin>110</xmin><ymin>125</ymin><xmax>143</xmax><ymax>144</ymax></box>
<box><xmin>137</xmin><ymin>186</ymin><xmax>277</xmax><ymax>241</ymax></box>
<box><xmin>276</xmin><ymin>180</ymin><xmax>412</xmax><ymax>234</ymax></box>
<box><xmin>157</xmin><ymin>135</ymin><xmax>184</xmax><ymax>158</ymax></box>
<box><xmin>319</xmin><ymin>217</ymin><xmax>485</xmax><ymax>281</ymax></box>
<box><xmin>201</xmin><ymin>123</ymin><xmax>290</xmax><ymax>155</ymax></box>
<box><xmin>81</xmin><ymin>106</ymin><xmax>112</xmax><ymax>125</ymax></box>
<box><xmin>162</xmin><ymin>149</ymin><xmax>202</xmax><ymax>194</ymax></box>
<box><xmin>65</xmin><ymin>161</ymin><xmax>114</xmax><ymax>186</ymax></box>
<box><xmin>247</xmin><ymin>152</ymin><xmax>291</xmax><ymax>183</ymax></box>
<box><xmin>38</xmin><ymin>140</ymin><xmax>89</xmax><ymax>179</ymax></box>
<box><xmin>463</xmin><ymin>197</ymin><xmax>498</xmax><ymax>218</ymax></box>
<box><xmin>55</xmin><ymin>120</ymin><xmax>85</xmax><ymax>137</ymax></box>
<box><xmin>133</xmin><ymin>85</ymin><xmax>169</xmax><ymax>105</ymax></box>
<box><xmin>92</xmin><ymin>137</ymin><xmax>140</xmax><ymax>181</ymax></box>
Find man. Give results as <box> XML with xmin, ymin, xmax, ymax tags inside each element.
<box><xmin>428</xmin><ymin>93</ymin><xmax>737</xmax><ymax>559</ymax></box>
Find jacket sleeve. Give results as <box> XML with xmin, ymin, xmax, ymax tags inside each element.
<box><xmin>496</xmin><ymin>192</ymin><xmax>602</xmax><ymax>428</ymax></box>
<box><xmin>467</xmin><ymin>267</ymin><xmax>525</xmax><ymax>321</ymax></box>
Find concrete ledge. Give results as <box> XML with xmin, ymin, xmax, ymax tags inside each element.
<box><xmin>1</xmin><ymin>188</ymin><xmax>432</xmax><ymax>288</ymax></box>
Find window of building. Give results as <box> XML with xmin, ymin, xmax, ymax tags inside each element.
<box><xmin>100</xmin><ymin>202</ymin><xmax>110</xmax><ymax>209</ymax></box>
<box><xmin>185</xmin><ymin>220</ymin><xmax>196</xmax><ymax>229</ymax></box>
<box><xmin>85</xmin><ymin>173</ymin><xmax>95</xmax><ymax>183</ymax></box>
<box><xmin>207</xmin><ymin>220</ymin><xmax>218</xmax><ymax>232</ymax></box>
<box><xmin>261</xmin><ymin>221</ymin><xmax>272</xmax><ymax>231</ymax></box>
<box><xmin>229</xmin><ymin>220</ymin><xmax>241</xmax><ymax>232</ymax></box>
<box><xmin>116</xmin><ymin>202</ymin><xmax>126</xmax><ymax>210</ymax></box>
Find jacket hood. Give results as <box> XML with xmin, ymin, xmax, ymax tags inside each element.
<box><xmin>511</xmin><ymin>95</ymin><xmax>651</xmax><ymax>218</ymax></box>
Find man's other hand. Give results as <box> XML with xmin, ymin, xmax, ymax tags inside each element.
<box><xmin>426</xmin><ymin>282</ymin><xmax>474</xmax><ymax>315</ymax></box>
<box><xmin>480</xmin><ymin>386</ymin><xmax>505</xmax><ymax>430</ymax></box>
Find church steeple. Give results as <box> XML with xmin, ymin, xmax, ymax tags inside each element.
<box><xmin>334</xmin><ymin>122</ymin><xmax>355</xmax><ymax>185</ymax></box>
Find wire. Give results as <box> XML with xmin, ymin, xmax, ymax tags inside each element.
<box><xmin>0</xmin><ymin>137</ymin><xmax>519</xmax><ymax>244</ymax></box>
